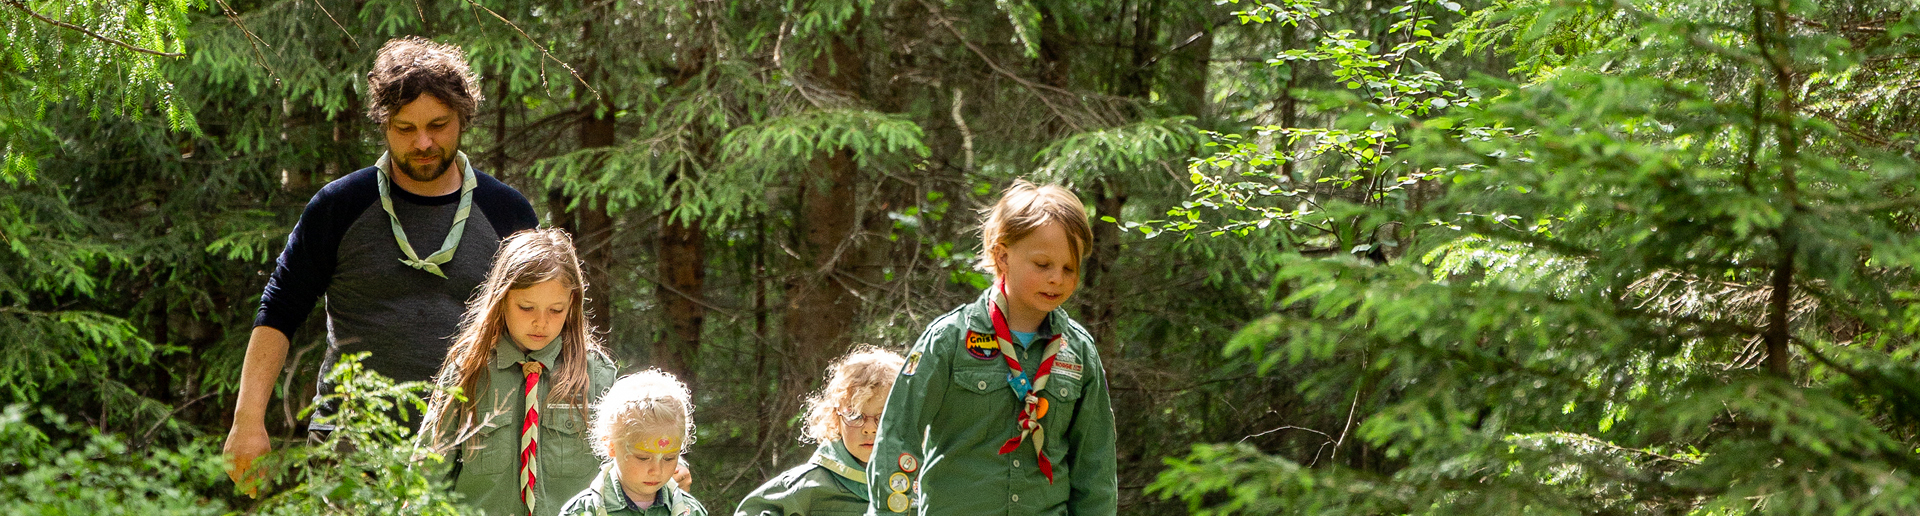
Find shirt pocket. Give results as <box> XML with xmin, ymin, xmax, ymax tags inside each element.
<box><xmin>952</xmin><ymin>369</ymin><xmax>1011</xmax><ymax>396</ymax></box>
<box><xmin>1042</xmin><ymin>376</ymin><xmax>1084</xmax><ymax>430</ymax></box>
<box><xmin>460</xmin><ymin>417</ymin><xmax>515</xmax><ymax>477</ymax></box>
<box><xmin>1043</xmin><ymin>376</ymin><xmax>1083</xmax><ymax>402</ymax></box>
<box><xmin>540</xmin><ymin>403</ymin><xmax>598</xmax><ymax>495</ymax></box>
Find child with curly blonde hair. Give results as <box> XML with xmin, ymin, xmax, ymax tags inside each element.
<box><xmin>735</xmin><ymin>347</ymin><xmax>906</xmax><ymax>515</ymax></box>
<box><xmin>559</xmin><ymin>370</ymin><xmax>709</xmax><ymax>516</ymax></box>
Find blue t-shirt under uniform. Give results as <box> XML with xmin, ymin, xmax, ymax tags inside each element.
<box><xmin>253</xmin><ymin>165</ymin><xmax>538</xmax><ymax>427</ymax></box>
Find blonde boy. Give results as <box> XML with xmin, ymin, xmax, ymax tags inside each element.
<box><xmin>866</xmin><ymin>180</ymin><xmax>1118</xmax><ymax>515</ymax></box>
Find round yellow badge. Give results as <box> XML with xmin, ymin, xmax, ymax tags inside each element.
<box><xmin>888</xmin><ymin>492</ymin><xmax>911</xmax><ymax>513</ymax></box>
<box><xmin>889</xmin><ymin>472</ymin><xmax>911</xmax><ymax>493</ymax></box>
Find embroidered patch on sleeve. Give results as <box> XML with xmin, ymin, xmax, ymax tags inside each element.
<box><xmin>902</xmin><ymin>352</ymin><xmax>922</xmax><ymax>376</ymax></box>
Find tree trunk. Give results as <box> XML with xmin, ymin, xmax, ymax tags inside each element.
<box><xmin>778</xmin><ymin>17</ymin><xmax>868</xmax><ymax>428</ymax></box>
<box><xmin>779</xmin><ymin>146</ymin><xmax>861</xmax><ymax>412</ymax></box>
<box><xmin>1170</xmin><ymin>13</ymin><xmax>1213</xmax><ymax>126</ymax></box>
<box><xmin>560</xmin><ymin>20</ymin><xmax>617</xmax><ymax>337</ymax></box>
<box><xmin>655</xmin><ymin>216</ymin><xmax>705</xmax><ymax>384</ymax></box>
<box><xmin>652</xmin><ymin>16</ymin><xmax>715</xmax><ymax>387</ymax></box>
<box><xmin>1084</xmin><ymin>179</ymin><xmax>1127</xmax><ymax>353</ymax></box>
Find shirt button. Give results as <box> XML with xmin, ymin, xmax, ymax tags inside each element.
<box><xmin>978</xmin><ymin>380</ymin><xmax>988</xmax><ymax>390</ymax></box>
<box><xmin>1012</xmin><ymin>494</ymin><xmax>1020</xmax><ymax>503</ymax></box>
<box><xmin>1013</xmin><ymin>460</ymin><xmax>1020</xmax><ymax>468</ymax></box>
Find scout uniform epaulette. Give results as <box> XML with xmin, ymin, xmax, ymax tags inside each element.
<box><xmin>865</xmin><ymin>287</ymin><xmax>1118</xmax><ymax>515</ymax></box>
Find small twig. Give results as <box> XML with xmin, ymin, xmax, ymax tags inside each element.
<box><xmin>1240</xmin><ymin>424</ymin><xmax>1330</xmax><ymax>444</ymax></box>
<box><xmin>916</xmin><ymin>0</ymin><xmax>1085</xmax><ymax>133</ymax></box>
<box><xmin>459</xmin><ymin>0</ymin><xmax>599</xmax><ymax>101</ymax></box>
<box><xmin>281</xmin><ymin>340</ymin><xmax>323</xmax><ymax>434</ymax></box>
<box><xmin>139</xmin><ymin>393</ymin><xmax>216</xmax><ymax>445</ymax></box>
<box><xmin>304</xmin><ymin>0</ymin><xmax>358</xmax><ymax>50</ymax></box>
<box><xmin>1329</xmin><ymin>387</ymin><xmax>1361</xmax><ymax>463</ymax></box>
<box><xmin>3</xmin><ymin>0</ymin><xmax>184</xmax><ymax>57</ymax></box>
<box><xmin>951</xmin><ymin>87</ymin><xmax>975</xmax><ymax>173</ymax></box>
<box><xmin>210</xmin><ymin>0</ymin><xmax>276</xmax><ymax>78</ymax></box>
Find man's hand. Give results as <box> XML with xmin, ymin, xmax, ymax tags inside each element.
<box><xmin>227</xmin><ymin>326</ymin><xmax>291</xmax><ymax>498</ymax></box>
<box><xmin>674</xmin><ymin>460</ymin><xmax>693</xmax><ymax>491</ymax></box>
<box><xmin>224</xmin><ymin>423</ymin><xmax>271</xmax><ymax>497</ymax></box>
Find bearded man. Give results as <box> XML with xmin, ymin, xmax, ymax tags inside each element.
<box><xmin>222</xmin><ymin>36</ymin><xmax>540</xmax><ymax>491</ymax></box>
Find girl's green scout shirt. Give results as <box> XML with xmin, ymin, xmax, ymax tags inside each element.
<box><xmin>865</xmin><ymin>289</ymin><xmax>1118</xmax><ymax>515</ymax></box>
<box><xmin>438</xmin><ymin>337</ymin><xmax>616</xmax><ymax>516</ymax></box>
<box><xmin>734</xmin><ymin>440</ymin><xmax>871</xmax><ymax>516</ymax></box>
<box><xmin>559</xmin><ymin>462</ymin><xmax>709</xmax><ymax>516</ymax></box>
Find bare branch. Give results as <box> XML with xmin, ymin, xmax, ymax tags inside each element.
<box><xmin>915</xmin><ymin>0</ymin><xmax>1086</xmax><ymax>133</ymax></box>
<box><xmin>459</xmin><ymin>0</ymin><xmax>600</xmax><ymax>101</ymax></box>
<box><xmin>210</xmin><ymin>0</ymin><xmax>277</xmax><ymax>78</ymax></box>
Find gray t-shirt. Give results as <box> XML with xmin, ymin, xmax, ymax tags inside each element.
<box><xmin>253</xmin><ymin>163</ymin><xmax>538</xmax><ymax>427</ymax></box>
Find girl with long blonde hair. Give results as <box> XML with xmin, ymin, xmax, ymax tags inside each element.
<box><xmin>419</xmin><ymin>228</ymin><xmax>617</xmax><ymax>516</ymax></box>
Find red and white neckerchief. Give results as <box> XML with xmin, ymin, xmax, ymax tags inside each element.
<box><xmin>519</xmin><ymin>360</ymin><xmax>546</xmax><ymax>516</ymax></box>
<box><xmin>988</xmin><ymin>283</ymin><xmax>1067</xmax><ymax>482</ymax></box>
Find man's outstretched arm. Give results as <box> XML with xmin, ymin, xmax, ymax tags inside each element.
<box><xmin>224</xmin><ymin>325</ymin><xmax>290</xmax><ymax>496</ymax></box>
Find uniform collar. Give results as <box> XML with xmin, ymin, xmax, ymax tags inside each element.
<box><xmin>817</xmin><ymin>441</ymin><xmax>871</xmax><ymax>501</ymax></box>
<box><xmin>963</xmin><ymin>286</ymin><xmax>1065</xmax><ymax>337</ymax></box>
<box><xmin>595</xmin><ymin>461</ymin><xmax>682</xmax><ymax>513</ymax></box>
<box><xmin>494</xmin><ymin>335</ymin><xmax>564</xmax><ymax>370</ymax></box>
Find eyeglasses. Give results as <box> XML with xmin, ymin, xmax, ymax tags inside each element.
<box><xmin>839</xmin><ymin>410</ymin><xmax>881</xmax><ymax>428</ymax></box>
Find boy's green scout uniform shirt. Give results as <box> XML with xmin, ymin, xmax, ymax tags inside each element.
<box><xmin>559</xmin><ymin>462</ymin><xmax>709</xmax><ymax>516</ymax></box>
<box><xmin>444</xmin><ymin>337</ymin><xmax>616</xmax><ymax>516</ymax></box>
<box><xmin>866</xmin><ymin>289</ymin><xmax>1118</xmax><ymax>515</ymax></box>
<box><xmin>734</xmin><ymin>440</ymin><xmax>870</xmax><ymax>516</ymax></box>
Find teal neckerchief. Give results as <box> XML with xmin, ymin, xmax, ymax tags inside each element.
<box><xmin>375</xmin><ymin>150</ymin><xmax>476</xmax><ymax>279</ymax></box>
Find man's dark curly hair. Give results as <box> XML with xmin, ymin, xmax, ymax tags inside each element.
<box><xmin>365</xmin><ymin>37</ymin><xmax>483</xmax><ymax>126</ymax></box>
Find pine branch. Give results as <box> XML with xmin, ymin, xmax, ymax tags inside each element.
<box><xmin>2</xmin><ymin>0</ymin><xmax>184</xmax><ymax>58</ymax></box>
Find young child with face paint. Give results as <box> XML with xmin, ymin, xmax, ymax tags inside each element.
<box><xmin>559</xmin><ymin>370</ymin><xmax>709</xmax><ymax>516</ymax></box>
<box><xmin>865</xmin><ymin>180</ymin><xmax>1118</xmax><ymax>515</ymax></box>
<box><xmin>735</xmin><ymin>347</ymin><xmax>905</xmax><ymax>516</ymax></box>
<box><xmin>417</xmin><ymin>228</ymin><xmax>618</xmax><ymax>516</ymax></box>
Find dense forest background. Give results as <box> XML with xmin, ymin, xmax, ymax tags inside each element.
<box><xmin>10</xmin><ymin>0</ymin><xmax>1920</xmax><ymax>513</ymax></box>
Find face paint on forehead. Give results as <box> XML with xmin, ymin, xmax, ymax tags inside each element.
<box><xmin>629</xmin><ymin>433</ymin><xmax>683</xmax><ymax>455</ymax></box>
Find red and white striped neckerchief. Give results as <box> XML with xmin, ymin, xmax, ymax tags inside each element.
<box><xmin>519</xmin><ymin>360</ymin><xmax>546</xmax><ymax>516</ymax></box>
<box><xmin>988</xmin><ymin>283</ymin><xmax>1067</xmax><ymax>482</ymax></box>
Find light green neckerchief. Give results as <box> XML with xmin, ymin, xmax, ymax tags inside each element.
<box><xmin>375</xmin><ymin>150</ymin><xmax>477</xmax><ymax>279</ymax></box>
<box><xmin>810</xmin><ymin>440</ymin><xmax>871</xmax><ymax>502</ymax></box>
<box><xmin>592</xmin><ymin>463</ymin><xmax>692</xmax><ymax>516</ymax></box>
<box><xmin>810</xmin><ymin>441</ymin><xmax>868</xmax><ymax>485</ymax></box>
